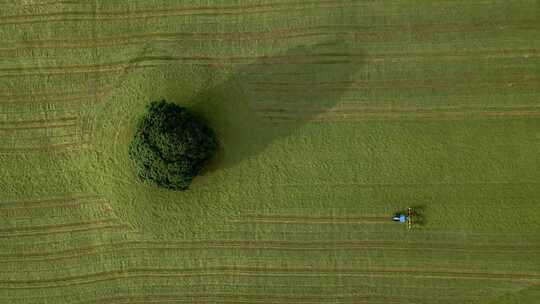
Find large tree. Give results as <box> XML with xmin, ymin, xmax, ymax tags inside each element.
<box><xmin>128</xmin><ymin>100</ymin><xmax>217</xmax><ymax>190</ymax></box>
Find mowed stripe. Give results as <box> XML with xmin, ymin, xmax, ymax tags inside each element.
<box><xmin>2</xmin><ymin>239</ymin><xmax>537</xmax><ymax>262</ymax></box>
<box><xmin>2</xmin><ymin>21</ymin><xmax>538</xmax><ymax>51</ymax></box>
<box><xmin>0</xmin><ymin>54</ymin><xmax>359</xmax><ymax>75</ymax></box>
<box><xmin>0</xmin><ymin>115</ymin><xmax>95</xmax><ymax>152</ymax></box>
<box><xmin>250</xmin><ymin>80</ymin><xmax>538</xmax><ymax>95</ymax></box>
<box><xmin>0</xmin><ymin>91</ymin><xmax>107</xmax><ymax>104</ymax></box>
<box><xmin>0</xmin><ymin>195</ymin><xmax>103</xmax><ymax>210</ymax></box>
<box><xmin>0</xmin><ymin>1</ymin><xmax>361</xmax><ymax>26</ymax></box>
<box><xmin>0</xmin><ymin>117</ymin><xmax>77</xmax><ymax>131</ymax></box>
<box><xmin>82</xmin><ymin>290</ymin><xmax>493</xmax><ymax>304</ymax></box>
<box><xmin>0</xmin><ymin>266</ymin><xmax>538</xmax><ymax>289</ymax></box>
<box><xmin>0</xmin><ymin>61</ymin><xmax>157</xmax><ymax>78</ymax></box>
<box><xmin>0</xmin><ymin>47</ymin><xmax>537</xmax><ymax>78</ymax></box>
<box><xmin>0</xmin><ymin>141</ymin><xmax>93</xmax><ymax>153</ymax></box>
<box><xmin>80</xmin><ymin>294</ymin><xmax>396</xmax><ymax>304</ymax></box>
<box><xmin>248</xmin><ymin>73</ymin><xmax>539</xmax><ymax>90</ymax></box>
<box><xmin>256</xmin><ymin>104</ymin><xmax>540</xmax><ymax>113</ymax></box>
<box><xmin>259</xmin><ymin>110</ymin><xmax>540</xmax><ymax>122</ymax></box>
<box><xmin>0</xmin><ymin>219</ymin><xmax>129</xmax><ymax>238</ymax></box>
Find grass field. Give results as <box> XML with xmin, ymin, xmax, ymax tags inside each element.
<box><xmin>1</xmin><ymin>0</ymin><xmax>540</xmax><ymax>303</ymax></box>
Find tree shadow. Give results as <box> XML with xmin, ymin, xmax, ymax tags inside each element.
<box><xmin>187</xmin><ymin>39</ymin><xmax>365</xmax><ymax>174</ymax></box>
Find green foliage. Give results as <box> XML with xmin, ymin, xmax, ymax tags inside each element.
<box><xmin>128</xmin><ymin>100</ymin><xmax>217</xmax><ymax>190</ymax></box>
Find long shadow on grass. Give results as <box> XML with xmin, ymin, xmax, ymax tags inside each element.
<box><xmin>190</xmin><ymin>39</ymin><xmax>365</xmax><ymax>174</ymax></box>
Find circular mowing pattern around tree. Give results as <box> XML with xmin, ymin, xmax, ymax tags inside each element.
<box><xmin>128</xmin><ymin>100</ymin><xmax>218</xmax><ymax>190</ymax></box>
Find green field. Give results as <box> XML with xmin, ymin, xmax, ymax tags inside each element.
<box><xmin>1</xmin><ymin>1</ymin><xmax>540</xmax><ymax>303</ymax></box>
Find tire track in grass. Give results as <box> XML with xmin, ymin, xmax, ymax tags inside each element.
<box><xmin>0</xmin><ymin>266</ymin><xmax>538</xmax><ymax>289</ymax></box>
<box><xmin>231</xmin><ymin>214</ymin><xmax>390</xmax><ymax>225</ymax></box>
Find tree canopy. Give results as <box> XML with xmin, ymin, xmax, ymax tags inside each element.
<box><xmin>128</xmin><ymin>100</ymin><xmax>217</xmax><ymax>190</ymax></box>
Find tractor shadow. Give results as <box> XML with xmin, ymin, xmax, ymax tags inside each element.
<box><xmin>189</xmin><ymin>39</ymin><xmax>365</xmax><ymax>174</ymax></box>
<box><xmin>410</xmin><ymin>205</ymin><xmax>427</xmax><ymax>226</ymax></box>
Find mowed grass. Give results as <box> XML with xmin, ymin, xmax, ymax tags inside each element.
<box><xmin>1</xmin><ymin>0</ymin><xmax>540</xmax><ymax>303</ymax></box>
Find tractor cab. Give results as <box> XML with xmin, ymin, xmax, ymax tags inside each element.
<box><xmin>392</xmin><ymin>213</ymin><xmax>408</xmax><ymax>223</ymax></box>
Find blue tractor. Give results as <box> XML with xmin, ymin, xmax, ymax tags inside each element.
<box><xmin>392</xmin><ymin>207</ymin><xmax>413</xmax><ymax>229</ymax></box>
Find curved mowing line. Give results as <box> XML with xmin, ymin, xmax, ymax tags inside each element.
<box><xmin>2</xmin><ymin>239</ymin><xmax>537</xmax><ymax>263</ymax></box>
<box><xmin>0</xmin><ymin>267</ymin><xmax>538</xmax><ymax>289</ymax></box>
<box><xmin>0</xmin><ymin>0</ymin><xmax>353</xmax><ymax>25</ymax></box>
